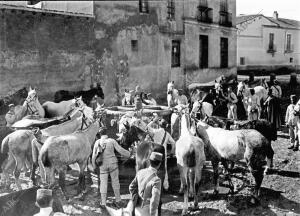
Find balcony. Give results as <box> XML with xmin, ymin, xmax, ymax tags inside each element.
<box><xmin>285</xmin><ymin>44</ymin><xmax>294</xmax><ymax>53</ymax></box>
<box><xmin>197</xmin><ymin>6</ymin><xmax>213</xmax><ymax>23</ymax></box>
<box><xmin>219</xmin><ymin>11</ymin><xmax>232</xmax><ymax>27</ymax></box>
<box><xmin>267</xmin><ymin>44</ymin><xmax>277</xmax><ymax>54</ymax></box>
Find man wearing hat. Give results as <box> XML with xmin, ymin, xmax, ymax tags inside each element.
<box><xmin>129</xmin><ymin>152</ymin><xmax>163</xmax><ymax>216</ymax></box>
<box><xmin>175</xmin><ymin>89</ymin><xmax>188</xmax><ymax>106</ymax></box>
<box><xmin>5</xmin><ymin>104</ymin><xmax>16</xmax><ymax>127</ymax></box>
<box><xmin>34</xmin><ymin>189</ymin><xmax>66</xmax><ymax>216</ymax></box>
<box><xmin>147</xmin><ymin>115</ymin><xmax>175</xmax><ymax>191</ymax></box>
<box><xmin>270</xmin><ymin>79</ymin><xmax>282</xmax><ymax>99</ymax></box>
<box><xmin>286</xmin><ymin>95</ymin><xmax>299</xmax><ymax>151</ymax></box>
<box><xmin>145</xmin><ymin>93</ymin><xmax>157</xmax><ymax>106</ymax></box>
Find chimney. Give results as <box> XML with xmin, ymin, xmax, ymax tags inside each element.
<box><xmin>273</xmin><ymin>11</ymin><xmax>279</xmax><ymax>20</ymax></box>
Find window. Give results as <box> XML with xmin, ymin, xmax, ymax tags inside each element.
<box><xmin>199</xmin><ymin>35</ymin><xmax>209</xmax><ymax>68</ymax></box>
<box><xmin>167</xmin><ymin>0</ymin><xmax>175</xmax><ymax>20</ymax></box>
<box><xmin>27</xmin><ymin>1</ymin><xmax>41</xmax><ymax>5</ymax></box>
<box><xmin>286</xmin><ymin>34</ymin><xmax>292</xmax><ymax>51</ymax></box>
<box><xmin>171</xmin><ymin>40</ymin><xmax>180</xmax><ymax>67</ymax></box>
<box><xmin>240</xmin><ymin>57</ymin><xmax>245</xmax><ymax>65</ymax></box>
<box><xmin>131</xmin><ymin>40</ymin><xmax>138</xmax><ymax>52</ymax></box>
<box><xmin>269</xmin><ymin>33</ymin><xmax>274</xmax><ymax>50</ymax></box>
<box><xmin>290</xmin><ymin>58</ymin><xmax>293</xmax><ymax>63</ymax></box>
<box><xmin>220</xmin><ymin>0</ymin><xmax>228</xmax><ymax>12</ymax></box>
<box><xmin>220</xmin><ymin>37</ymin><xmax>228</xmax><ymax>68</ymax></box>
<box><xmin>197</xmin><ymin>0</ymin><xmax>213</xmax><ymax>23</ymax></box>
<box><xmin>139</xmin><ymin>0</ymin><xmax>149</xmax><ymax>13</ymax></box>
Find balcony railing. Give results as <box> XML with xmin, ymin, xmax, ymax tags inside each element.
<box><xmin>285</xmin><ymin>44</ymin><xmax>294</xmax><ymax>53</ymax></box>
<box><xmin>219</xmin><ymin>11</ymin><xmax>232</xmax><ymax>27</ymax></box>
<box><xmin>267</xmin><ymin>44</ymin><xmax>277</xmax><ymax>53</ymax></box>
<box><xmin>197</xmin><ymin>6</ymin><xmax>213</xmax><ymax>23</ymax></box>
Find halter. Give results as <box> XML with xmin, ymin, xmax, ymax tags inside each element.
<box><xmin>25</xmin><ymin>93</ymin><xmax>39</xmax><ymax>115</ymax></box>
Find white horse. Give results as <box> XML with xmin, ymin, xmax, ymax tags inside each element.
<box><xmin>176</xmin><ymin>107</ymin><xmax>205</xmax><ymax>215</ymax></box>
<box><xmin>237</xmin><ymin>81</ymin><xmax>268</xmax><ymax>117</ymax></box>
<box><xmin>5</xmin><ymin>87</ymin><xmax>45</xmax><ymax>125</ymax></box>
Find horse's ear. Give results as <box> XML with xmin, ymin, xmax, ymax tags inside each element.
<box><xmin>215</xmin><ymin>80</ymin><xmax>217</xmax><ymax>83</ymax></box>
<box><xmin>29</xmin><ymin>86</ymin><xmax>32</xmax><ymax>91</ymax></box>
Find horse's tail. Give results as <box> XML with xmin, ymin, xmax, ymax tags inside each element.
<box><xmin>186</xmin><ymin>147</ymin><xmax>196</xmax><ymax>168</ymax></box>
<box><xmin>41</xmin><ymin>149</ymin><xmax>51</xmax><ymax>168</ymax></box>
<box><xmin>1</xmin><ymin>135</ymin><xmax>9</xmax><ymax>155</ymax></box>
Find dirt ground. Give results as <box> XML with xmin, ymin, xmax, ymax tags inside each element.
<box><xmin>0</xmin><ymin>75</ymin><xmax>300</xmax><ymax>216</ymax></box>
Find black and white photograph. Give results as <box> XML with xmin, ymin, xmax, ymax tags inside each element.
<box><xmin>0</xmin><ymin>0</ymin><xmax>299</xmax><ymax>215</ymax></box>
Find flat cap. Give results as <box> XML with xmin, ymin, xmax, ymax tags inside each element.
<box><xmin>36</xmin><ymin>189</ymin><xmax>52</xmax><ymax>199</ymax></box>
<box><xmin>149</xmin><ymin>152</ymin><xmax>163</xmax><ymax>162</ymax></box>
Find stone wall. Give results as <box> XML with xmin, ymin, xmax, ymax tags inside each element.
<box><xmin>0</xmin><ymin>9</ymin><xmax>94</xmax><ymax>100</ymax></box>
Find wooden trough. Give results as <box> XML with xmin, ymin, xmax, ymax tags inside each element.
<box><xmin>104</xmin><ymin>105</ymin><xmax>172</xmax><ymax>139</ymax></box>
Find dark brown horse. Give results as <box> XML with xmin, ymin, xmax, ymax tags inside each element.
<box><xmin>0</xmin><ymin>87</ymin><xmax>28</xmax><ymax>115</ymax></box>
<box><xmin>54</xmin><ymin>84</ymin><xmax>104</xmax><ymax>105</ymax></box>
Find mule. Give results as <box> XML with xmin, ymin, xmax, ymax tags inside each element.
<box><xmin>196</xmin><ymin>120</ymin><xmax>274</xmax><ymax>203</ymax></box>
<box><xmin>54</xmin><ymin>84</ymin><xmax>104</xmax><ymax>105</ymax></box>
<box><xmin>0</xmin><ymin>115</ymin><xmax>85</xmax><ymax>190</ymax></box>
<box><xmin>173</xmin><ymin>107</ymin><xmax>205</xmax><ymax>215</ymax></box>
<box><xmin>0</xmin><ymin>87</ymin><xmax>28</xmax><ymax>115</ymax></box>
<box><xmin>39</xmin><ymin>114</ymin><xmax>102</xmax><ymax>200</ymax></box>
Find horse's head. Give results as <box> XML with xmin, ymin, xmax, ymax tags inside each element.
<box><xmin>26</xmin><ymin>87</ymin><xmax>38</xmax><ymax>104</ymax></box>
<box><xmin>73</xmin><ymin>96</ymin><xmax>85</xmax><ymax>109</ymax></box>
<box><xmin>118</xmin><ymin>123</ymin><xmax>147</xmax><ymax>150</ymax></box>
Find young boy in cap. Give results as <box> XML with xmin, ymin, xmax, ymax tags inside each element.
<box><xmin>34</xmin><ymin>189</ymin><xmax>66</xmax><ymax>216</ymax></box>
<box><xmin>285</xmin><ymin>95</ymin><xmax>299</xmax><ymax>150</ymax></box>
<box><xmin>5</xmin><ymin>104</ymin><xmax>16</xmax><ymax>127</ymax></box>
<box><xmin>129</xmin><ymin>152</ymin><xmax>163</xmax><ymax>216</ymax></box>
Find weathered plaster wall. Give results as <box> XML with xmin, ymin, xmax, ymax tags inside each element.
<box><xmin>93</xmin><ymin>1</ymin><xmax>179</xmax><ymax>105</ymax></box>
<box><xmin>0</xmin><ymin>10</ymin><xmax>94</xmax><ymax>98</ymax></box>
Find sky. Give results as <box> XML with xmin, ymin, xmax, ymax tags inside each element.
<box><xmin>237</xmin><ymin>0</ymin><xmax>300</xmax><ymax>21</ymax></box>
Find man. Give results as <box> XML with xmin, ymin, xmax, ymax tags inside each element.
<box><xmin>285</xmin><ymin>95</ymin><xmax>299</xmax><ymax>150</ymax></box>
<box><xmin>129</xmin><ymin>152</ymin><xmax>163</xmax><ymax>216</ymax></box>
<box><xmin>5</xmin><ymin>104</ymin><xmax>16</xmax><ymax>127</ymax></box>
<box><xmin>80</xmin><ymin>63</ymin><xmax>93</xmax><ymax>91</ymax></box>
<box><xmin>176</xmin><ymin>89</ymin><xmax>188</xmax><ymax>106</ymax></box>
<box><xmin>246</xmin><ymin>88</ymin><xmax>260</xmax><ymax>120</ymax></box>
<box><xmin>34</xmin><ymin>189</ymin><xmax>66</xmax><ymax>216</ymax></box>
<box><xmin>147</xmin><ymin>116</ymin><xmax>175</xmax><ymax>191</ymax></box>
<box><xmin>226</xmin><ymin>87</ymin><xmax>238</xmax><ymax>120</ymax></box>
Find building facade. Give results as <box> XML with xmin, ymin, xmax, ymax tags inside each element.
<box><xmin>0</xmin><ymin>0</ymin><xmax>237</xmax><ymax>105</ymax></box>
<box><xmin>94</xmin><ymin>0</ymin><xmax>237</xmax><ymax>105</ymax></box>
<box><xmin>237</xmin><ymin>11</ymin><xmax>300</xmax><ymax>75</ymax></box>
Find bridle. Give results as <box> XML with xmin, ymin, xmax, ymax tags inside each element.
<box><xmin>25</xmin><ymin>93</ymin><xmax>38</xmax><ymax>114</ymax></box>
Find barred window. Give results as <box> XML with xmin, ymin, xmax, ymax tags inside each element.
<box><xmin>220</xmin><ymin>37</ymin><xmax>228</xmax><ymax>68</ymax></box>
<box><xmin>171</xmin><ymin>40</ymin><xmax>181</xmax><ymax>67</ymax></box>
<box><xmin>139</xmin><ymin>0</ymin><xmax>149</xmax><ymax>13</ymax></box>
<box><xmin>167</xmin><ymin>0</ymin><xmax>175</xmax><ymax>20</ymax></box>
<box><xmin>220</xmin><ymin>0</ymin><xmax>228</xmax><ymax>12</ymax></box>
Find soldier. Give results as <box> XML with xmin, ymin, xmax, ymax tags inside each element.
<box><xmin>5</xmin><ymin>104</ymin><xmax>16</xmax><ymax>127</ymax></box>
<box><xmin>34</xmin><ymin>189</ymin><xmax>66</xmax><ymax>216</ymax></box>
<box><xmin>129</xmin><ymin>152</ymin><xmax>163</xmax><ymax>216</ymax></box>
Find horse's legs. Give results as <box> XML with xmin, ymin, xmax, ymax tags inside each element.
<box><xmin>188</xmin><ymin>168</ymin><xmax>195</xmax><ymax>199</ymax></box>
<box><xmin>251</xmin><ymin>168</ymin><xmax>264</xmax><ymax>204</ymax></box>
<box><xmin>31</xmin><ymin>162</ymin><xmax>37</xmax><ymax>186</ymax></box>
<box><xmin>178</xmin><ymin>165</ymin><xmax>184</xmax><ymax>195</ymax></box>
<box><xmin>193</xmin><ymin>163</ymin><xmax>204</xmax><ymax>209</ymax></box>
<box><xmin>221</xmin><ymin>159</ymin><xmax>234</xmax><ymax>194</ymax></box>
<box><xmin>13</xmin><ymin>153</ymin><xmax>25</xmax><ymax>190</ymax></box>
<box><xmin>58</xmin><ymin>169</ymin><xmax>69</xmax><ymax>200</ymax></box>
<box><xmin>1</xmin><ymin>156</ymin><xmax>14</xmax><ymax>189</ymax></box>
<box><xmin>76</xmin><ymin>161</ymin><xmax>88</xmax><ymax>200</ymax></box>
<box><xmin>212</xmin><ymin>160</ymin><xmax>220</xmax><ymax>195</ymax></box>
<box><xmin>265</xmin><ymin>143</ymin><xmax>274</xmax><ymax>174</ymax></box>
<box><xmin>179</xmin><ymin>165</ymin><xmax>189</xmax><ymax>215</ymax></box>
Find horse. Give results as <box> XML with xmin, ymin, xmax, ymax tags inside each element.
<box><xmin>6</xmin><ymin>87</ymin><xmax>45</xmax><ymax>125</ymax></box>
<box><xmin>54</xmin><ymin>83</ymin><xmax>104</xmax><ymax>105</ymax></box>
<box><xmin>195</xmin><ymin>120</ymin><xmax>274</xmax><ymax>204</ymax></box>
<box><xmin>0</xmin><ymin>87</ymin><xmax>28</xmax><ymax>115</ymax></box>
<box><xmin>42</xmin><ymin>96</ymin><xmax>84</xmax><ymax>118</ymax></box>
<box><xmin>0</xmin><ymin>114</ymin><xmax>85</xmax><ymax>190</ymax></box>
<box><xmin>117</xmin><ymin>123</ymin><xmax>165</xmax><ymax>216</ymax></box>
<box><xmin>237</xmin><ymin>81</ymin><xmax>268</xmax><ymax>118</ymax></box>
<box><xmin>189</xmin><ymin>89</ymin><xmax>214</xmax><ymax>119</ymax></box>
<box><xmin>175</xmin><ymin>107</ymin><xmax>206</xmax><ymax>215</ymax></box>
<box><xmin>39</xmin><ymin>112</ymin><xmax>102</xmax><ymax>200</ymax></box>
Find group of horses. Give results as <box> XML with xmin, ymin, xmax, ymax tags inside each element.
<box><xmin>0</xmin><ymin>85</ymin><xmax>105</xmax><ymax>200</ymax></box>
<box><xmin>0</xmin><ymin>81</ymin><xmax>284</xmax><ymax>216</ymax></box>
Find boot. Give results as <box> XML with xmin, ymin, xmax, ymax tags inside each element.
<box><xmin>293</xmin><ymin>140</ymin><xmax>299</xmax><ymax>151</ymax></box>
